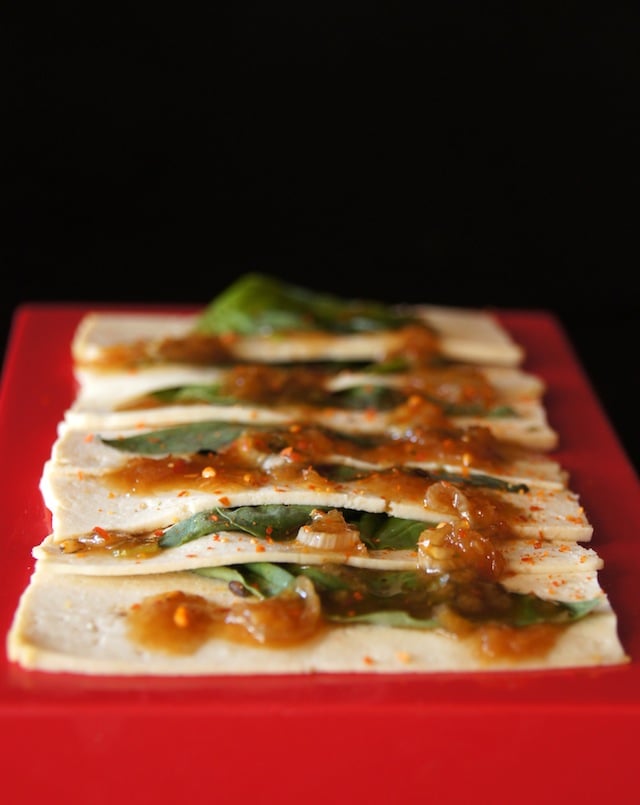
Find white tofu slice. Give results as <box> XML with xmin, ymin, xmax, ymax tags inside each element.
<box><xmin>33</xmin><ymin>529</ymin><xmax>603</xmax><ymax>577</ymax></box>
<box><xmin>47</xmin><ymin>424</ymin><xmax>568</xmax><ymax>490</ymax></box>
<box><xmin>72</xmin><ymin>364</ymin><xmax>545</xmax><ymax>410</ymax></box>
<box><xmin>40</xmin><ymin>463</ymin><xmax>593</xmax><ymax>542</ymax></box>
<box><xmin>72</xmin><ymin>307</ymin><xmax>524</xmax><ymax>368</ymax></box>
<box><xmin>6</xmin><ymin>567</ymin><xmax>627</xmax><ymax>676</ymax></box>
<box><xmin>63</xmin><ymin>397</ymin><xmax>558</xmax><ymax>451</ymax></box>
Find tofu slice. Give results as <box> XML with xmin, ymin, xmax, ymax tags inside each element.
<box><xmin>33</xmin><ymin>530</ymin><xmax>603</xmax><ymax>577</ymax></box>
<box><xmin>6</xmin><ymin>566</ymin><xmax>627</xmax><ymax>676</ymax></box>
<box><xmin>72</xmin><ymin>307</ymin><xmax>524</xmax><ymax>368</ymax></box>
<box><xmin>48</xmin><ymin>423</ymin><xmax>569</xmax><ymax>490</ymax></box>
<box><xmin>40</xmin><ymin>463</ymin><xmax>593</xmax><ymax>542</ymax></box>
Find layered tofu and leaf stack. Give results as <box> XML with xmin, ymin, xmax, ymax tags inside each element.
<box><xmin>7</xmin><ymin>274</ymin><xmax>628</xmax><ymax>674</ymax></box>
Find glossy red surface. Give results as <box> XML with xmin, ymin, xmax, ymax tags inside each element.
<box><xmin>1</xmin><ymin>304</ymin><xmax>639</xmax><ymax>803</ymax></box>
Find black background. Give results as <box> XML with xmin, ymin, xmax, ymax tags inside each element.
<box><xmin>3</xmin><ymin>6</ymin><xmax>639</xmax><ymax>472</ymax></box>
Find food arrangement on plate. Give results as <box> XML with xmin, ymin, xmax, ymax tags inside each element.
<box><xmin>6</xmin><ymin>273</ymin><xmax>629</xmax><ymax>674</ymax></box>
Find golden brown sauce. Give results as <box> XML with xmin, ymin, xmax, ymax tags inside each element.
<box><xmin>434</xmin><ymin>601</ymin><xmax>567</xmax><ymax>661</ymax></box>
<box><xmin>218</xmin><ymin>364</ymin><xmax>335</xmax><ymax>404</ymax></box>
<box><xmin>97</xmin><ymin>421</ymin><xmax>526</xmax><ymax>508</ymax></box>
<box><xmin>360</xmin><ymin>424</ymin><xmax>508</xmax><ymax>471</ymax></box>
<box><xmin>124</xmin><ymin>571</ymin><xmax>568</xmax><ymax>662</ymax></box>
<box><xmin>60</xmin><ymin>529</ymin><xmax>163</xmax><ymax>558</ymax></box>
<box><xmin>101</xmin><ymin>453</ymin><xmax>523</xmax><ymax>534</ymax></box>
<box><xmin>109</xmin><ymin>453</ymin><xmax>269</xmax><ymax>495</ymax></box>
<box><xmin>127</xmin><ymin>579</ymin><xmax>322</xmax><ymax>654</ymax></box>
<box><xmin>213</xmin><ymin>363</ymin><xmax>498</xmax><ymax>408</ymax></box>
<box><xmin>117</xmin><ymin>361</ymin><xmax>499</xmax><ymax>419</ymax></box>
<box><xmin>418</xmin><ymin>521</ymin><xmax>506</xmax><ymax>580</ymax></box>
<box><xmin>385</xmin><ymin>324</ymin><xmax>440</xmax><ymax>365</ymax></box>
<box><xmin>402</xmin><ymin>364</ymin><xmax>497</xmax><ymax>406</ymax></box>
<box><xmin>83</xmin><ymin>333</ymin><xmax>238</xmax><ymax>370</ymax></box>
<box><xmin>473</xmin><ymin>621</ymin><xmax>564</xmax><ymax>660</ymax></box>
<box><xmin>80</xmin><ymin>323</ymin><xmax>443</xmax><ymax>371</ymax></box>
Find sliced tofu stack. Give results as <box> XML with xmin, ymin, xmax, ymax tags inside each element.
<box><xmin>6</xmin><ymin>274</ymin><xmax>628</xmax><ymax>675</ymax></box>
<box><xmin>67</xmin><ymin>362</ymin><xmax>558</xmax><ymax>450</ymax></box>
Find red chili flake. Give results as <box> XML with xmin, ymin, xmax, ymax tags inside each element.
<box><xmin>220</xmin><ymin>332</ymin><xmax>239</xmax><ymax>346</ymax></box>
<box><xmin>218</xmin><ymin>496</ymin><xmax>231</xmax><ymax>506</ymax></box>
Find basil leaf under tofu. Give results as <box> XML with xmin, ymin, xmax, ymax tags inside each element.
<box><xmin>159</xmin><ymin>504</ymin><xmax>320</xmax><ymax>547</ymax></box>
<box><xmin>193</xmin><ymin>562</ymin><xmax>602</xmax><ymax>631</ymax></box>
<box><xmin>136</xmin><ymin>382</ymin><xmax>407</xmax><ymax>411</ymax></box>
<box><xmin>319</xmin><ymin>464</ymin><xmax>528</xmax><ymax>495</ymax></box>
<box><xmin>143</xmin><ymin>385</ymin><xmax>517</xmax><ymax>419</ymax></box>
<box><xmin>149</xmin><ymin>385</ymin><xmax>239</xmax><ymax>406</ymax></box>
<box><xmin>194</xmin><ymin>272</ymin><xmax>416</xmax><ymax>335</ymax></box>
<box><xmin>357</xmin><ymin>513</ymin><xmax>436</xmax><ymax>550</ymax></box>
<box><xmin>436</xmin><ymin>401</ymin><xmax>517</xmax><ymax>418</ymax></box>
<box><xmin>158</xmin><ymin>505</ymin><xmax>436</xmax><ymax>550</ymax></box>
<box><xmin>100</xmin><ymin>421</ymin><xmax>250</xmax><ymax>454</ymax></box>
<box><xmin>195</xmin><ymin>562</ymin><xmax>295</xmax><ymax>599</ymax></box>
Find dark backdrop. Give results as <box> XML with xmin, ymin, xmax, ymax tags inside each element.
<box><xmin>3</xmin><ymin>7</ymin><xmax>638</xmax><ymax>471</ymax></box>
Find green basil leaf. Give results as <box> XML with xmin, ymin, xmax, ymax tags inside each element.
<box><xmin>327</xmin><ymin>610</ymin><xmax>440</xmax><ymax>628</ymax></box>
<box><xmin>357</xmin><ymin>513</ymin><xmax>435</xmax><ymax>550</ymax></box>
<box><xmin>194</xmin><ymin>273</ymin><xmax>415</xmax><ymax>335</ymax></box>
<box><xmin>332</xmin><ymin>385</ymin><xmax>405</xmax><ymax>411</ymax></box>
<box><xmin>195</xmin><ymin>562</ymin><xmax>296</xmax><ymax>598</ymax></box>
<box><xmin>194</xmin><ymin>565</ymin><xmax>265</xmax><ymax>598</ymax></box>
<box><xmin>192</xmin><ymin>562</ymin><xmax>602</xmax><ymax>632</ymax></box>
<box><xmin>437</xmin><ymin>401</ymin><xmax>517</xmax><ymax>418</ymax></box>
<box><xmin>150</xmin><ymin>385</ymin><xmax>238</xmax><ymax>406</ymax></box>
<box><xmin>100</xmin><ymin>421</ymin><xmax>249</xmax><ymax>454</ymax></box>
<box><xmin>159</xmin><ymin>504</ymin><xmax>319</xmax><ymax>548</ymax></box>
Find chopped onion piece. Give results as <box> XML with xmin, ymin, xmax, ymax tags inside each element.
<box><xmin>296</xmin><ymin>509</ymin><xmax>366</xmax><ymax>553</ymax></box>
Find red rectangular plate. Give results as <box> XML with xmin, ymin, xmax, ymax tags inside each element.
<box><xmin>1</xmin><ymin>304</ymin><xmax>639</xmax><ymax>803</ymax></box>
